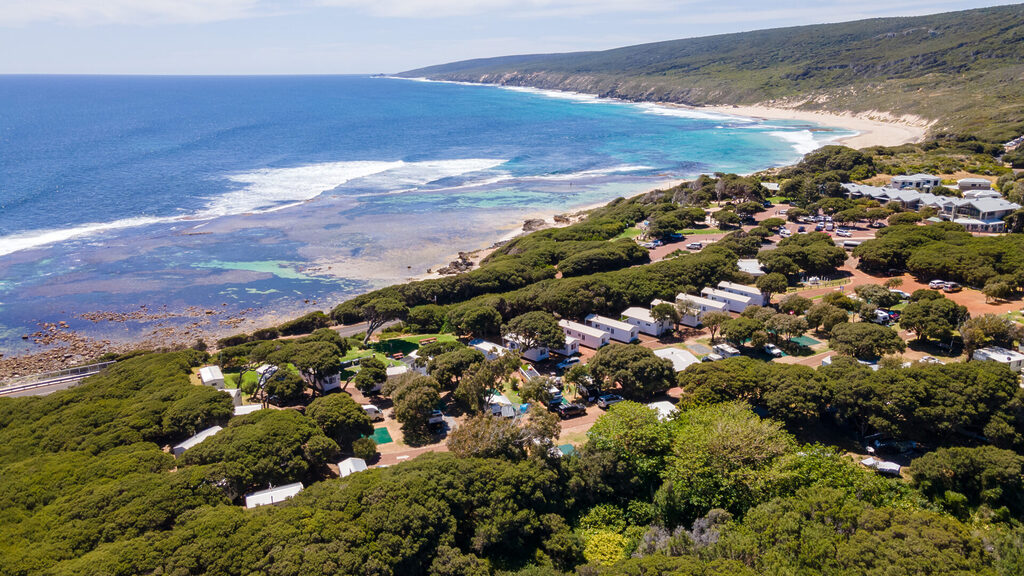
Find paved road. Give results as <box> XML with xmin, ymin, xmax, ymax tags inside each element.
<box><xmin>0</xmin><ymin>375</ymin><xmax>92</xmax><ymax>397</ymax></box>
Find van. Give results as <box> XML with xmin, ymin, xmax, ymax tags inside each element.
<box><xmin>712</xmin><ymin>343</ymin><xmax>740</xmax><ymax>358</ymax></box>
<box><xmin>361</xmin><ymin>404</ymin><xmax>384</xmax><ymax>422</ymax></box>
<box><xmin>843</xmin><ymin>240</ymin><xmax>861</xmax><ymax>250</ymax></box>
<box><xmin>686</xmin><ymin>242</ymin><xmax>703</xmax><ymax>250</ymax></box>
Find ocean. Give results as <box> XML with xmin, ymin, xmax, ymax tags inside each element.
<box><xmin>0</xmin><ymin>75</ymin><xmax>852</xmax><ymax>354</ymax></box>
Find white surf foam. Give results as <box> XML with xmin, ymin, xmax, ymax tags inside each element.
<box><xmin>635</xmin><ymin>102</ymin><xmax>756</xmax><ymax>123</ymax></box>
<box><xmin>767</xmin><ymin>130</ymin><xmax>823</xmax><ymax>155</ymax></box>
<box><xmin>0</xmin><ymin>158</ymin><xmax>509</xmax><ymax>257</ymax></box>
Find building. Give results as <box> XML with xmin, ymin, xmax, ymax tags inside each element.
<box><xmin>653</xmin><ymin>347</ymin><xmax>699</xmax><ymax>372</ymax></box>
<box><xmin>973</xmin><ymin>346</ymin><xmax>1024</xmax><ymax>373</ymax></box>
<box><xmin>841</xmin><ymin>183</ymin><xmax>1020</xmax><ymax>233</ymax></box>
<box><xmin>700</xmin><ymin>287</ymin><xmax>755</xmax><ymax>313</ymax></box>
<box><xmin>559</xmin><ymin>319</ymin><xmax>610</xmax><ymax>349</ymax></box>
<box><xmin>244</xmin><ymin>482</ymin><xmax>304</xmax><ymax>509</ymax></box>
<box><xmin>469</xmin><ymin>339</ymin><xmax>511</xmax><ymax>361</ymax></box>
<box><xmin>338</xmin><ymin>457</ymin><xmax>368</xmax><ymax>478</ymax></box>
<box><xmin>647</xmin><ymin>400</ymin><xmax>679</xmax><ymax>421</ymax></box>
<box><xmin>737</xmin><ymin>258</ymin><xmax>766</xmax><ymax>277</ymax></box>
<box><xmin>486</xmin><ymin>392</ymin><xmax>517</xmax><ymax>418</ymax></box>
<box><xmin>586</xmin><ymin>314</ymin><xmax>639</xmax><ymax>343</ymax></box>
<box><xmin>225</xmin><ymin>388</ymin><xmax>242</xmax><ymax>406</ymax></box>
<box><xmin>890</xmin><ymin>173</ymin><xmax>941</xmax><ymax>190</ymax></box>
<box><xmin>385</xmin><ymin>365</ymin><xmax>409</xmax><ymax>379</ymax></box>
<box><xmin>716</xmin><ymin>281</ymin><xmax>768</xmax><ymax>306</ymax></box>
<box><xmin>621</xmin><ymin>306</ymin><xmax>672</xmax><ymax>337</ymax></box>
<box><xmin>314</xmin><ymin>372</ymin><xmax>341</xmax><ymax>394</ymax></box>
<box><xmin>233</xmin><ymin>404</ymin><xmax>263</xmax><ymax>417</ymax></box>
<box><xmin>172</xmin><ymin>426</ymin><xmax>222</xmax><ymax>457</ymax></box>
<box><xmin>669</xmin><ymin>295</ymin><xmax>728</xmax><ymax>327</ymax></box>
<box><xmin>957</xmin><ymin>177</ymin><xmax>992</xmax><ymax>192</ymax></box>
<box><xmin>199</xmin><ymin>365</ymin><xmax>225</xmax><ymax>389</ymax></box>
<box><xmin>553</xmin><ymin>336</ymin><xmax>580</xmax><ymax>357</ymax></box>
<box><xmin>502</xmin><ymin>333</ymin><xmax>550</xmax><ymax>362</ymax></box>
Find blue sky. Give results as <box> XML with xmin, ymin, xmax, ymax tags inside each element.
<box><xmin>0</xmin><ymin>0</ymin><xmax>1016</xmax><ymax>74</ymax></box>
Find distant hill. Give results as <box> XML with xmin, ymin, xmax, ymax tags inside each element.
<box><xmin>401</xmin><ymin>4</ymin><xmax>1024</xmax><ymax>143</ymax></box>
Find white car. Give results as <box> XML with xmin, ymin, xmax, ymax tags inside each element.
<box><xmin>686</xmin><ymin>242</ymin><xmax>703</xmax><ymax>250</ymax></box>
<box><xmin>555</xmin><ymin>357</ymin><xmax>580</xmax><ymax>370</ymax></box>
<box><xmin>778</xmin><ymin>228</ymin><xmax>791</xmax><ymax>237</ymax></box>
<box><xmin>764</xmin><ymin>344</ymin><xmax>783</xmax><ymax>358</ymax></box>
<box><xmin>928</xmin><ymin>279</ymin><xmax>947</xmax><ymax>289</ymax></box>
<box><xmin>889</xmin><ymin>289</ymin><xmax>911</xmax><ymax>299</ymax></box>
<box><xmin>835</xmin><ymin>229</ymin><xmax>853</xmax><ymax>237</ymax></box>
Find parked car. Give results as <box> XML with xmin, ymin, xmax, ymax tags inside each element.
<box><xmin>597</xmin><ymin>394</ymin><xmax>625</xmax><ymax>409</ymax></box>
<box><xmin>686</xmin><ymin>242</ymin><xmax>703</xmax><ymax>250</ymax></box>
<box><xmin>919</xmin><ymin>355</ymin><xmax>945</xmax><ymax>365</ymax></box>
<box><xmin>556</xmin><ymin>403</ymin><xmax>587</xmax><ymax>419</ymax></box>
<box><xmin>763</xmin><ymin>343</ymin><xmax>783</xmax><ymax>357</ymax></box>
<box><xmin>882</xmin><ymin>309</ymin><xmax>901</xmax><ymax>321</ymax></box>
<box><xmin>670</xmin><ymin>232</ymin><xmax>684</xmax><ymax>239</ymax></box>
<box><xmin>889</xmin><ymin>289</ymin><xmax>911</xmax><ymax>300</ymax></box>
<box><xmin>836</xmin><ymin>228</ymin><xmax>853</xmax><ymax>237</ymax></box>
<box><xmin>928</xmin><ymin>279</ymin><xmax>947</xmax><ymax>289</ymax></box>
<box><xmin>778</xmin><ymin>228</ymin><xmax>791</xmax><ymax>237</ymax></box>
<box><xmin>362</xmin><ymin>404</ymin><xmax>384</xmax><ymax>422</ymax></box>
<box><xmin>815</xmin><ymin>223</ymin><xmax>824</xmax><ymax>231</ymax></box>
<box><xmin>870</xmin><ymin>221</ymin><xmax>887</xmax><ymax>228</ymax></box>
<box><xmin>712</xmin><ymin>343</ymin><xmax>741</xmax><ymax>358</ymax></box>
<box><xmin>702</xmin><ymin>353</ymin><xmax>724</xmax><ymax>362</ymax></box>
<box><xmin>943</xmin><ymin>282</ymin><xmax>962</xmax><ymax>293</ymax></box>
<box><xmin>797</xmin><ymin>226</ymin><xmax>806</xmax><ymax>233</ymax></box>
<box><xmin>779</xmin><ymin>208</ymin><xmax>789</xmax><ymax>215</ymax></box>
<box><xmin>872</xmin><ymin>309</ymin><xmax>892</xmax><ymax>324</ymax></box>
<box><xmin>555</xmin><ymin>357</ymin><xmax>580</xmax><ymax>370</ymax></box>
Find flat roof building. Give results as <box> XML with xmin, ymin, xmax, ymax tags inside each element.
<box><xmin>653</xmin><ymin>348</ymin><xmax>699</xmax><ymax>372</ymax></box>
<box><xmin>670</xmin><ymin>294</ymin><xmax>729</xmax><ymax>327</ymax></box>
<box><xmin>199</xmin><ymin>366</ymin><xmax>225</xmax><ymax>389</ymax></box>
<box><xmin>701</xmin><ymin>287</ymin><xmax>756</xmax><ymax>313</ymax></box>
<box><xmin>585</xmin><ymin>314</ymin><xmax>639</xmax><ymax>343</ymax></box>
<box><xmin>717</xmin><ymin>281</ymin><xmax>768</xmax><ymax>306</ymax></box>
<box><xmin>621</xmin><ymin>306</ymin><xmax>672</xmax><ymax>337</ymax></box>
<box><xmin>244</xmin><ymin>482</ymin><xmax>303</xmax><ymax>509</ymax></box>
<box><xmin>973</xmin><ymin>346</ymin><xmax>1024</xmax><ymax>373</ymax></box>
<box><xmin>172</xmin><ymin>426</ymin><xmax>222</xmax><ymax>457</ymax></box>
<box><xmin>559</xmin><ymin>319</ymin><xmax>610</xmax><ymax>349</ymax></box>
<box><xmin>469</xmin><ymin>339</ymin><xmax>511</xmax><ymax>361</ymax></box>
<box><xmin>338</xmin><ymin>457</ymin><xmax>368</xmax><ymax>478</ymax></box>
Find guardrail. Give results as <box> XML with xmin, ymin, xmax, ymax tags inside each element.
<box><xmin>0</xmin><ymin>361</ymin><xmax>115</xmax><ymax>396</ymax></box>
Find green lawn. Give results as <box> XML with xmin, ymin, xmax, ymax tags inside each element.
<box><xmin>614</xmin><ymin>227</ymin><xmax>643</xmax><ymax>239</ymax></box>
<box><xmin>677</xmin><ymin>228</ymin><xmax>721</xmax><ymax>235</ymax></box>
<box><xmin>765</xmin><ymin>196</ymin><xmax>793</xmax><ymax>204</ymax></box>
<box><xmin>371</xmin><ymin>333</ymin><xmax>457</xmax><ymax>356</ymax></box>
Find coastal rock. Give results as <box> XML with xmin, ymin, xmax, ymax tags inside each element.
<box><xmin>522</xmin><ymin>218</ymin><xmax>549</xmax><ymax>232</ymax></box>
<box><xmin>437</xmin><ymin>252</ymin><xmax>474</xmax><ymax>275</ymax></box>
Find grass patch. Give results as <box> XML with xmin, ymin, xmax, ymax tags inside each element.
<box><xmin>765</xmin><ymin>196</ymin><xmax>793</xmax><ymax>204</ymax></box>
<box><xmin>614</xmin><ymin>227</ymin><xmax>643</xmax><ymax>239</ymax></box>
<box><xmin>678</xmin><ymin>228</ymin><xmax>722</xmax><ymax>236</ymax></box>
<box><xmin>370</xmin><ymin>333</ymin><xmax>457</xmax><ymax>357</ymax></box>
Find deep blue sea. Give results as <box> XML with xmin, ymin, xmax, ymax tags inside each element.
<box><xmin>0</xmin><ymin>75</ymin><xmax>851</xmax><ymax>353</ymax></box>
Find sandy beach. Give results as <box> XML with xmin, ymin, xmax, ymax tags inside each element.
<box><xmin>697</xmin><ymin>104</ymin><xmax>933</xmax><ymax>148</ymax></box>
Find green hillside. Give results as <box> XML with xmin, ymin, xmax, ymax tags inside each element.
<box><xmin>401</xmin><ymin>4</ymin><xmax>1024</xmax><ymax>142</ymax></box>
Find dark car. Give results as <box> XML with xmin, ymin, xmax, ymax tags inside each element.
<box><xmin>597</xmin><ymin>394</ymin><xmax>625</xmax><ymax>409</ymax></box>
<box><xmin>556</xmin><ymin>403</ymin><xmax>587</xmax><ymax>419</ymax></box>
<box><xmin>797</xmin><ymin>226</ymin><xmax>806</xmax><ymax>233</ymax></box>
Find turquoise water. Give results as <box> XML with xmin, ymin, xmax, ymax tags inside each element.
<box><xmin>0</xmin><ymin>75</ymin><xmax>851</xmax><ymax>351</ymax></box>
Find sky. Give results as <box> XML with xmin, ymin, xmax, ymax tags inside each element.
<box><xmin>0</xmin><ymin>0</ymin><xmax>1017</xmax><ymax>74</ymax></box>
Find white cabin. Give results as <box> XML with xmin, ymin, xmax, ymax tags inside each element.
<box><xmin>172</xmin><ymin>426</ymin><xmax>222</xmax><ymax>457</ymax></box>
<box><xmin>559</xmin><ymin>320</ymin><xmax>610</xmax><ymax>349</ymax></box>
<box><xmin>244</xmin><ymin>482</ymin><xmax>304</xmax><ymax>509</ymax></box>
<box><xmin>973</xmin><ymin>346</ymin><xmax>1024</xmax><ymax>373</ymax></box>
<box><xmin>670</xmin><ymin>295</ymin><xmax>729</xmax><ymax>327</ymax></box>
<box><xmin>553</xmin><ymin>336</ymin><xmax>580</xmax><ymax>357</ymax></box>
<box><xmin>716</xmin><ymin>281</ymin><xmax>768</xmax><ymax>306</ymax></box>
<box><xmin>585</xmin><ymin>314</ymin><xmax>639</xmax><ymax>343</ymax></box>
<box><xmin>338</xmin><ymin>457</ymin><xmax>368</xmax><ymax>478</ymax></box>
<box><xmin>470</xmin><ymin>339</ymin><xmax>511</xmax><ymax>361</ymax></box>
<box><xmin>653</xmin><ymin>348</ymin><xmax>699</xmax><ymax>372</ymax></box>
<box><xmin>502</xmin><ymin>333</ymin><xmax>550</xmax><ymax>362</ymax></box>
<box><xmin>647</xmin><ymin>400</ymin><xmax>679</xmax><ymax>421</ymax></box>
<box><xmin>233</xmin><ymin>404</ymin><xmax>264</xmax><ymax>417</ymax></box>
<box><xmin>621</xmin><ymin>306</ymin><xmax>672</xmax><ymax>337</ymax></box>
<box><xmin>199</xmin><ymin>365</ymin><xmax>225</xmax><ymax>389</ymax></box>
<box><xmin>701</xmin><ymin>287</ymin><xmax>755</xmax><ymax>313</ymax></box>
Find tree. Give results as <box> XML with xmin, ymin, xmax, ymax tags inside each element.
<box><xmin>883</xmin><ymin>277</ymin><xmax>904</xmax><ymax>289</ymax></box>
<box><xmin>455</xmin><ymin>354</ymin><xmax>519</xmax><ymax>412</ymax></box>
<box><xmin>263</xmin><ymin>369</ymin><xmax>306</xmax><ymax>404</ymax></box>
<box><xmin>520</xmin><ymin>376</ymin><xmax>558</xmax><ymax>404</ymax></box>
<box><xmin>360</xmin><ymin>297</ymin><xmax>408</xmax><ymax>344</ymax></box>
<box><xmin>910</xmin><ymin>446</ymin><xmax>1024</xmax><ymax>516</ymax></box>
<box><xmin>652</xmin><ymin>302</ymin><xmax>681</xmax><ymax>326</ymax></box>
<box><xmin>829</xmin><ymin>322</ymin><xmax>906</xmax><ymax>359</ymax></box>
<box><xmin>714</xmin><ymin>210</ymin><xmax>741</xmax><ymax>229</ymax></box>
<box><xmin>983</xmin><ymin>279</ymin><xmax>1012</xmax><ymax>302</ymax></box>
<box><xmin>429</xmin><ymin>347</ymin><xmax>486</xmax><ymax>389</ymax></box>
<box><xmin>777</xmin><ymin>294</ymin><xmax>811</xmax><ymax>315</ymax></box>
<box><xmin>785</xmin><ymin>207</ymin><xmax>809</xmax><ymax>222</ymax></box>
<box><xmin>854</xmin><ymin>284</ymin><xmax>901</xmax><ymax>308</ymax></box>
<box><xmin>406</xmin><ymin>304</ymin><xmax>447</xmax><ymax>333</ymax></box>
<box><xmin>389</xmin><ymin>374</ymin><xmax>442</xmax><ymax>446</ymax></box>
<box><xmin>447</xmin><ymin>413</ymin><xmax>527</xmax><ymax>460</ymax></box>
<box><xmin>888</xmin><ymin>211</ymin><xmax>922</xmax><ymax>225</ymax></box>
<box><xmin>900</xmin><ymin>297</ymin><xmax>969</xmax><ymax>343</ymax></box>
<box><xmin>721</xmin><ymin>317</ymin><xmax>761</xmax><ymax>347</ymax></box>
<box><xmin>755</xmin><ymin>273</ymin><xmax>788</xmax><ymax>304</ymax></box>
<box><xmin>587</xmin><ymin>344</ymin><xmax>674</xmax><ymax>398</ymax></box>
<box><xmin>805</xmin><ymin>303</ymin><xmax>848</xmax><ymax>333</ymax></box>
<box><xmin>352</xmin><ymin>437</ymin><xmax>378</xmax><ymax>461</ymax></box>
<box><xmin>960</xmin><ymin>314</ymin><xmax>1022</xmax><ymax>358</ymax></box>
<box><xmin>502</xmin><ymin>311</ymin><xmax>565</xmax><ymax>353</ymax></box>
<box><xmin>587</xmin><ymin>401</ymin><xmax>671</xmax><ymax>481</ymax></box>
<box><xmin>306</xmin><ymin>393</ymin><xmax>373</xmax><ymax>452</ymax></box>
<box><xmin>765</xmin><ymin>314</ymin><xmax>808</xmax><ymax>343</ymax></box>
<box><xmin>702</xmin><ymin>311</ymin><xmax>731</xmax><ymax>343</ymax></box>
<box><xmin>450</xmin><ymin>305</ymin><xmax>503</xmax><ymax>338</ymax></box>
<box><xmin>283</xmin><ymin>340</ymin><xmax>343</xmax><ymax>396</ymax></box>
<box><xmin>353</xmin><ymin>355</ymin><xmax>388</xmax><ymax>395</ymax></box>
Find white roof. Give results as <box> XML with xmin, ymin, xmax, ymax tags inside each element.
<box><xmin>717</xmin><ymin>281</ymin><xmax>763</xmax><ymax>298</ymax></box>
<box><xmin>585</xmin><ymin>314</ymin><xmax>636</xmax><ymax>332</ymax></box>
<box><xmin>762</xmin><ymin>182</ymin><xmax>780</xmax><ymax>191</ymax></box>
<box><xmin>256</xmin><ymin>364</ymin><xmax>274</xmax><ymax>375</ymax></box>
<box><xmin>653</xmin><ymin>348</ymin><xmax>700</xmax><ymax>372</ymax></box>
<box><xmin>338</xmin><ymin>457</ymin><xmax>368</xmax><ymax>477</ymax></box>
<box><xmin>737</xmin><ymin>259</ymin><xmax>765</xmax><ymax>276</ymax></box>
<box><xmin>676</xmin><ymin>293</ymin><xmax>728</xmax><ymax>310</ymax></box>
<box><xmin>958</xmin><ymin>177</ymin><xmax>991</xmax><ymax>184</ymax></box>
<box><xmin>385</xmin><ymin>365</ymin><xmax>410</xmax><ymax>377</ymax></box>
<box><xmin>559</xmin><ymin>319</ymin><xmax>609</xmax><ymax>339</ymax></box>
<box><xmin>244</xmin><ymin>482</ymin><xmax>303</xmax><ymax>509</ymax></box>
<box><xmin>487</xmin><ymin>392</ymin><xmax>513</xmax><ymax>406</ymax></box>
<box><xmin>647</xmin><ymin>400</ymin><xmax>678</xmax><ymax>420</ymax></box>
<box><xmin>621</xmin><ymin>307</ymin><xmax>657</xmax><ymax>323</ymax></box>
<box><xmin>470</xmin><ymin>339</ymin><xmax>510</xmax><ymax>355</ymax></box>
<box><xmin>233</xmin><ymin>404</ymin><xmax>263</xmax><ymax>416</ymax></box>
<box><xmin>701</xmin><ymin>287</ymin><xmax>755</xmax><ymax>303</ymax></box>
<box><xmin>199</xmin><ymin>365</ymin><xmax>223</xmax><ymax>382</ymax></box>
<box><xmin>975</xmin><ymin>346</ymin><xmax>1024</xmax><ymax>363</ymax></box>
<box><xmin>173</xmin><ymin>426</ymin><xmax>222</xmax><ymax>453</ymax></box>
<box><xmin>876</xmin><ymin>461</ymin><xmax>902</xmax><ymax>474</ymax></box>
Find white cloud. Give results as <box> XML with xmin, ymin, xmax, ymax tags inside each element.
<box><xmin>0</xmin><ymin>0</ymin><xmax>281</xmax><ymax>26</ymax></box>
